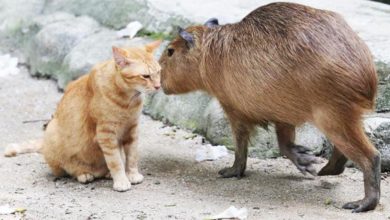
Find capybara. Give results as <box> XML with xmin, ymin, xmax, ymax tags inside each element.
<box><xmin>159</xmin><ymin>2</ymin><xmax>380</xmax><ymax>212</ymax></box>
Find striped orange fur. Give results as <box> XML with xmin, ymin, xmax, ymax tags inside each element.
<box><xmin>6</xmin><ymin>41</ymin><xmax>162</xmax><ymax>192</ymax></box>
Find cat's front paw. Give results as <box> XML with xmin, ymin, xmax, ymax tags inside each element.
<box><xmin>127</xmin><ymin>172</ymin><xmax>144</xmax><ymax>184</ymax></box>
<box><xmin>113</xmin><ymin>178</ymin><xmax>131</xmax><ymax>192</ymax></box>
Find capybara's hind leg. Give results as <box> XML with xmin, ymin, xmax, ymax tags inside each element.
<box><xmin>318</xmin><ymin>147</ymin><xmax>348</xmax><ymax>176</ymax></box>
<box><xmin>275</xmin><ymin>122</ymin><xmax>321</xmax><ymax>175</ymax></box>
<box><xmin>218</xmin><ymin>113</ymin><xmax>254</xmax><ymax>178</ymax></box>
<box><xmin>315</xmin><ymin>110</ymin><xmax>380</xmax><ymax>212</ymax></box>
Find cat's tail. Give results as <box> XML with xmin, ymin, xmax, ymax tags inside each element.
<box><xmin>4</xmin><ymin>139</ymin><xmax>42</xmax><ymax>157</ymax></box>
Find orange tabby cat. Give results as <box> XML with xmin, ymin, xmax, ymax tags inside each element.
<box><xmin>5</xmin><ymin>41</ymin><xmax>162</xmax><ymax>191</ymax></box>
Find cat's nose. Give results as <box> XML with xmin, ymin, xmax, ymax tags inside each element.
<box><xmin>154</xmin><ymin>85</ymin><xmax>161</xmax><ymax>90</ymax></box>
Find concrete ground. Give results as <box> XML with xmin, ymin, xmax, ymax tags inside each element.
<box><xmin>0</xmin><ymin>65</ymin><xmax>390</xmax><ymax>219</ymax></box>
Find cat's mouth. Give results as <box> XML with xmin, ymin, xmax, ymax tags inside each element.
<box><xmin>129</xmin><ymin>91</ymin><xmax>142</xmax><ymax>103</ymax></box>
<box><xmin>146</xmin><ymin>88</ymin><xmax>160</xmax><ymax>93</ymax></box>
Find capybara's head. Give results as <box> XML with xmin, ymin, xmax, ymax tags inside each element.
<box><xmin>160</xmin><ymin>18</ymin><xmax>219</xmax><ymax>94</ymax></box>
<box><xmin>159</xmin><ymin>25</ymin><xmax>206</xmax><ymax>94</ymax></box>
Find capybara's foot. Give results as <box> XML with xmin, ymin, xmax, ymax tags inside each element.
<box><xmin>342</xmin><ymin>196</ymin><xmax>379</xmax><ymax>213</ymax></box>
<box><xmin>77</xmin><ymin>173</ymin><xmax>95</xmax><ymax>183</ymax></box>
<box><xmin>218</xmin><ymin>165</ymin><xmax>245</xmax><ymax>178</ymax></box>
<box><xmin>127</xmin><ymin>172</ymin><xmax>144</xmax><ymax>184</ymax></box>
<box><xmin>318</xmin><ymin>148</ymin><xmax>347</xmax><ymax>176</ymax></box>
<box><xmin>318</xmin><ymin>163</ymin><xmax>345</xmax><ymax>176</ymax></box>
<box><xmin>113</xmin><ymin>177</ymin><xmax>131</xmax><ymax>192</ymax></box>
<box><xmin>287</xmin><ymin>145</ymin><xmax>321</xmax><ymax>176</ymax></box>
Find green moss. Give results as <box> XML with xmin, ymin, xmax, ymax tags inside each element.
<box><xmin>324</xmin><ymin>198</ymin><xmax>332</xmax><ymax>205</ymax></box>
<box><xmin>182</xmin><ymin>120</ymin><xmax>198</xmax><ymax>131</ymax></box>
<box><xmin>266</xmin><ymin>148</ymin><xmax>281</xmax><ymax>158</ymax></box>
<box><xmin>136</xmin><ymin>29</ymin><xmax>174</xmax><ymax>40</ymax></box>
<box><xmin>218</xmin><ymin>137</ymin><xmax>234</xmax><ymax>148</ymax></box>
<box><xmin>375</xmin><ymin>61</ymin><xmax>390</xmax><ymax>84</ymax></box>
<box><xmin>376</xmin><ymin>84</ymin><xmax>390</xmax><ymax>112</ymax></box>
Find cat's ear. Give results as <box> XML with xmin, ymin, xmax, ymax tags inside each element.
<box><xmin>145</xmin><ymin>40</ymin><xmax>162</xmax><ymax>53</ymax></box>
<box><xmin>112</xmin><ymin>46</ymin><xmax>131</xmax><ymax>68</ymax></box>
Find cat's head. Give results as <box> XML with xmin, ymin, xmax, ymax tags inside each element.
<box><xmin>112</xmin><ymin>40</ymin><xmax>162</xmax><ymax>92</ymax></box>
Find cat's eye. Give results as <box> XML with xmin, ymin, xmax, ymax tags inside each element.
<box><xmin>167</xmin><ymin>48</ymin><xmax>174</xmax><ymax>57</ymax></box>
<box><xmin>142</xmin><ymin>75</ymin><xmax>151</xmax><ymax>79</ymax></box>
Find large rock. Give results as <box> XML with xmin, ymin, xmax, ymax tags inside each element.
<box><xmin>0</xmin><ymin>0</ymin><xmax>45</xmax><ymax>54</ymax></box>
<box><xmin>364</xmin><ymin>115</ymin><xmax>390</xmax><ymax>171</ymax></box>
<box><xmin>43</xmin><ymin>0</ymin><xmax>190</xmax><ymax>32</ymax></box>
<box><xmin>376</xmin><ymin>84</ymin><xmax>390</xmax><ymax>112</ymax></box>
<box><xmin>44</xmin><ymin>0</ymin><xmax>147</xmax><ymax>30</ymax></box>
<box><xmin>376</xmin><ymin>61</ymin><xmax>390</xmax><ymax>84</ymax></box>
<box><xmin>145</xmin><ymin>91</ymin><xmax>212</xmax><ymax>131</ymax></box>
<box><xmin>0</xmin><ymin>0</ymin><xmax>44</xmax><ymax>34</ymax></box>
<box><xmin>370</xmin><ymin>120</ymin><xmax>390</xmax><ymax>171</ymax></box>
<box><xmin>27</xmin><ymin>14</ymin><xmax>100</xmax><ymax>81</ymax></box>
<box><xmin>202</xmin><ymin>99</ymin><xmax>232</xmax><ymax>146</ymax></box>
<box><xmin>13</xmin><ymin>12</ymin><xmax>78</xmax><ymax>55</ymax></box>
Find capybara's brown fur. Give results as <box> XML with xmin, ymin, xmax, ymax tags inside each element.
<box><xmin>159</xmin><ymin>2</ymin><xmax>380</xmax><ymax>212</ymax></box>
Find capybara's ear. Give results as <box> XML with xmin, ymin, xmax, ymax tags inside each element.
<box><xmin>204</xmin><ymin>18</ymin><xmax>219</xmax><ymax>28</ymax></box>
<box><xmin>145</xmin><ymin>40</ymin><xmax>162</xmax><ymax>53</ymax></box>
<box><xmin>112</xmin><ymin>46</ymin><xmax>130</xmax><ymax>68</ymax></box>
<box><xmin>178</xmin><ymin>27</ymin><xmax>194</xmax><ymax>47</ymax></box>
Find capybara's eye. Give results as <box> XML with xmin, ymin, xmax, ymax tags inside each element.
<box><xmin>167</xmin><ymin>48</ymin><xmax>174</xmax><ymax>57</ymax></box>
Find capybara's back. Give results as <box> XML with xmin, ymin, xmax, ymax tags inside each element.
<box><xmin>202</xmin><ymin>2</ymin><xmax>377</xmax><ymax>125</ymax></box>
<box><xmin>160</xmin><ymin>2</ymin><xmax>380</xmax><ymax>212</ymax></box>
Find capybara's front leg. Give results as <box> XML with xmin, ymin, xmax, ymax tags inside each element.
<box><xmin>275</xmin><ymin>122</ymin><xmax>321</xmax><ymax>175</ymax></box>
<box><xmin>219</xmin><ymin>114</ymin><xmax>254</xmax><ymax>178</ymax></box>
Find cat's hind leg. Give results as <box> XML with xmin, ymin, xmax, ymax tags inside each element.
<box><xmin>75</xmin><ymin>165</ymin><xmax>109</xmax><ymax>183</ymax></box>
<box><xmin>77</xmin><ymin>173</ymin><xmax>94</xmax><ymax>183</ymax></box>
<box><xmin>46</xmin><ymin>159</ymin><xmax>66</xmax><ymax>177</ymax></box>
<box><xmin>61</xmin><ymin>159</ymin><xmax>97</xmax><ymax>184</ymax></box>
